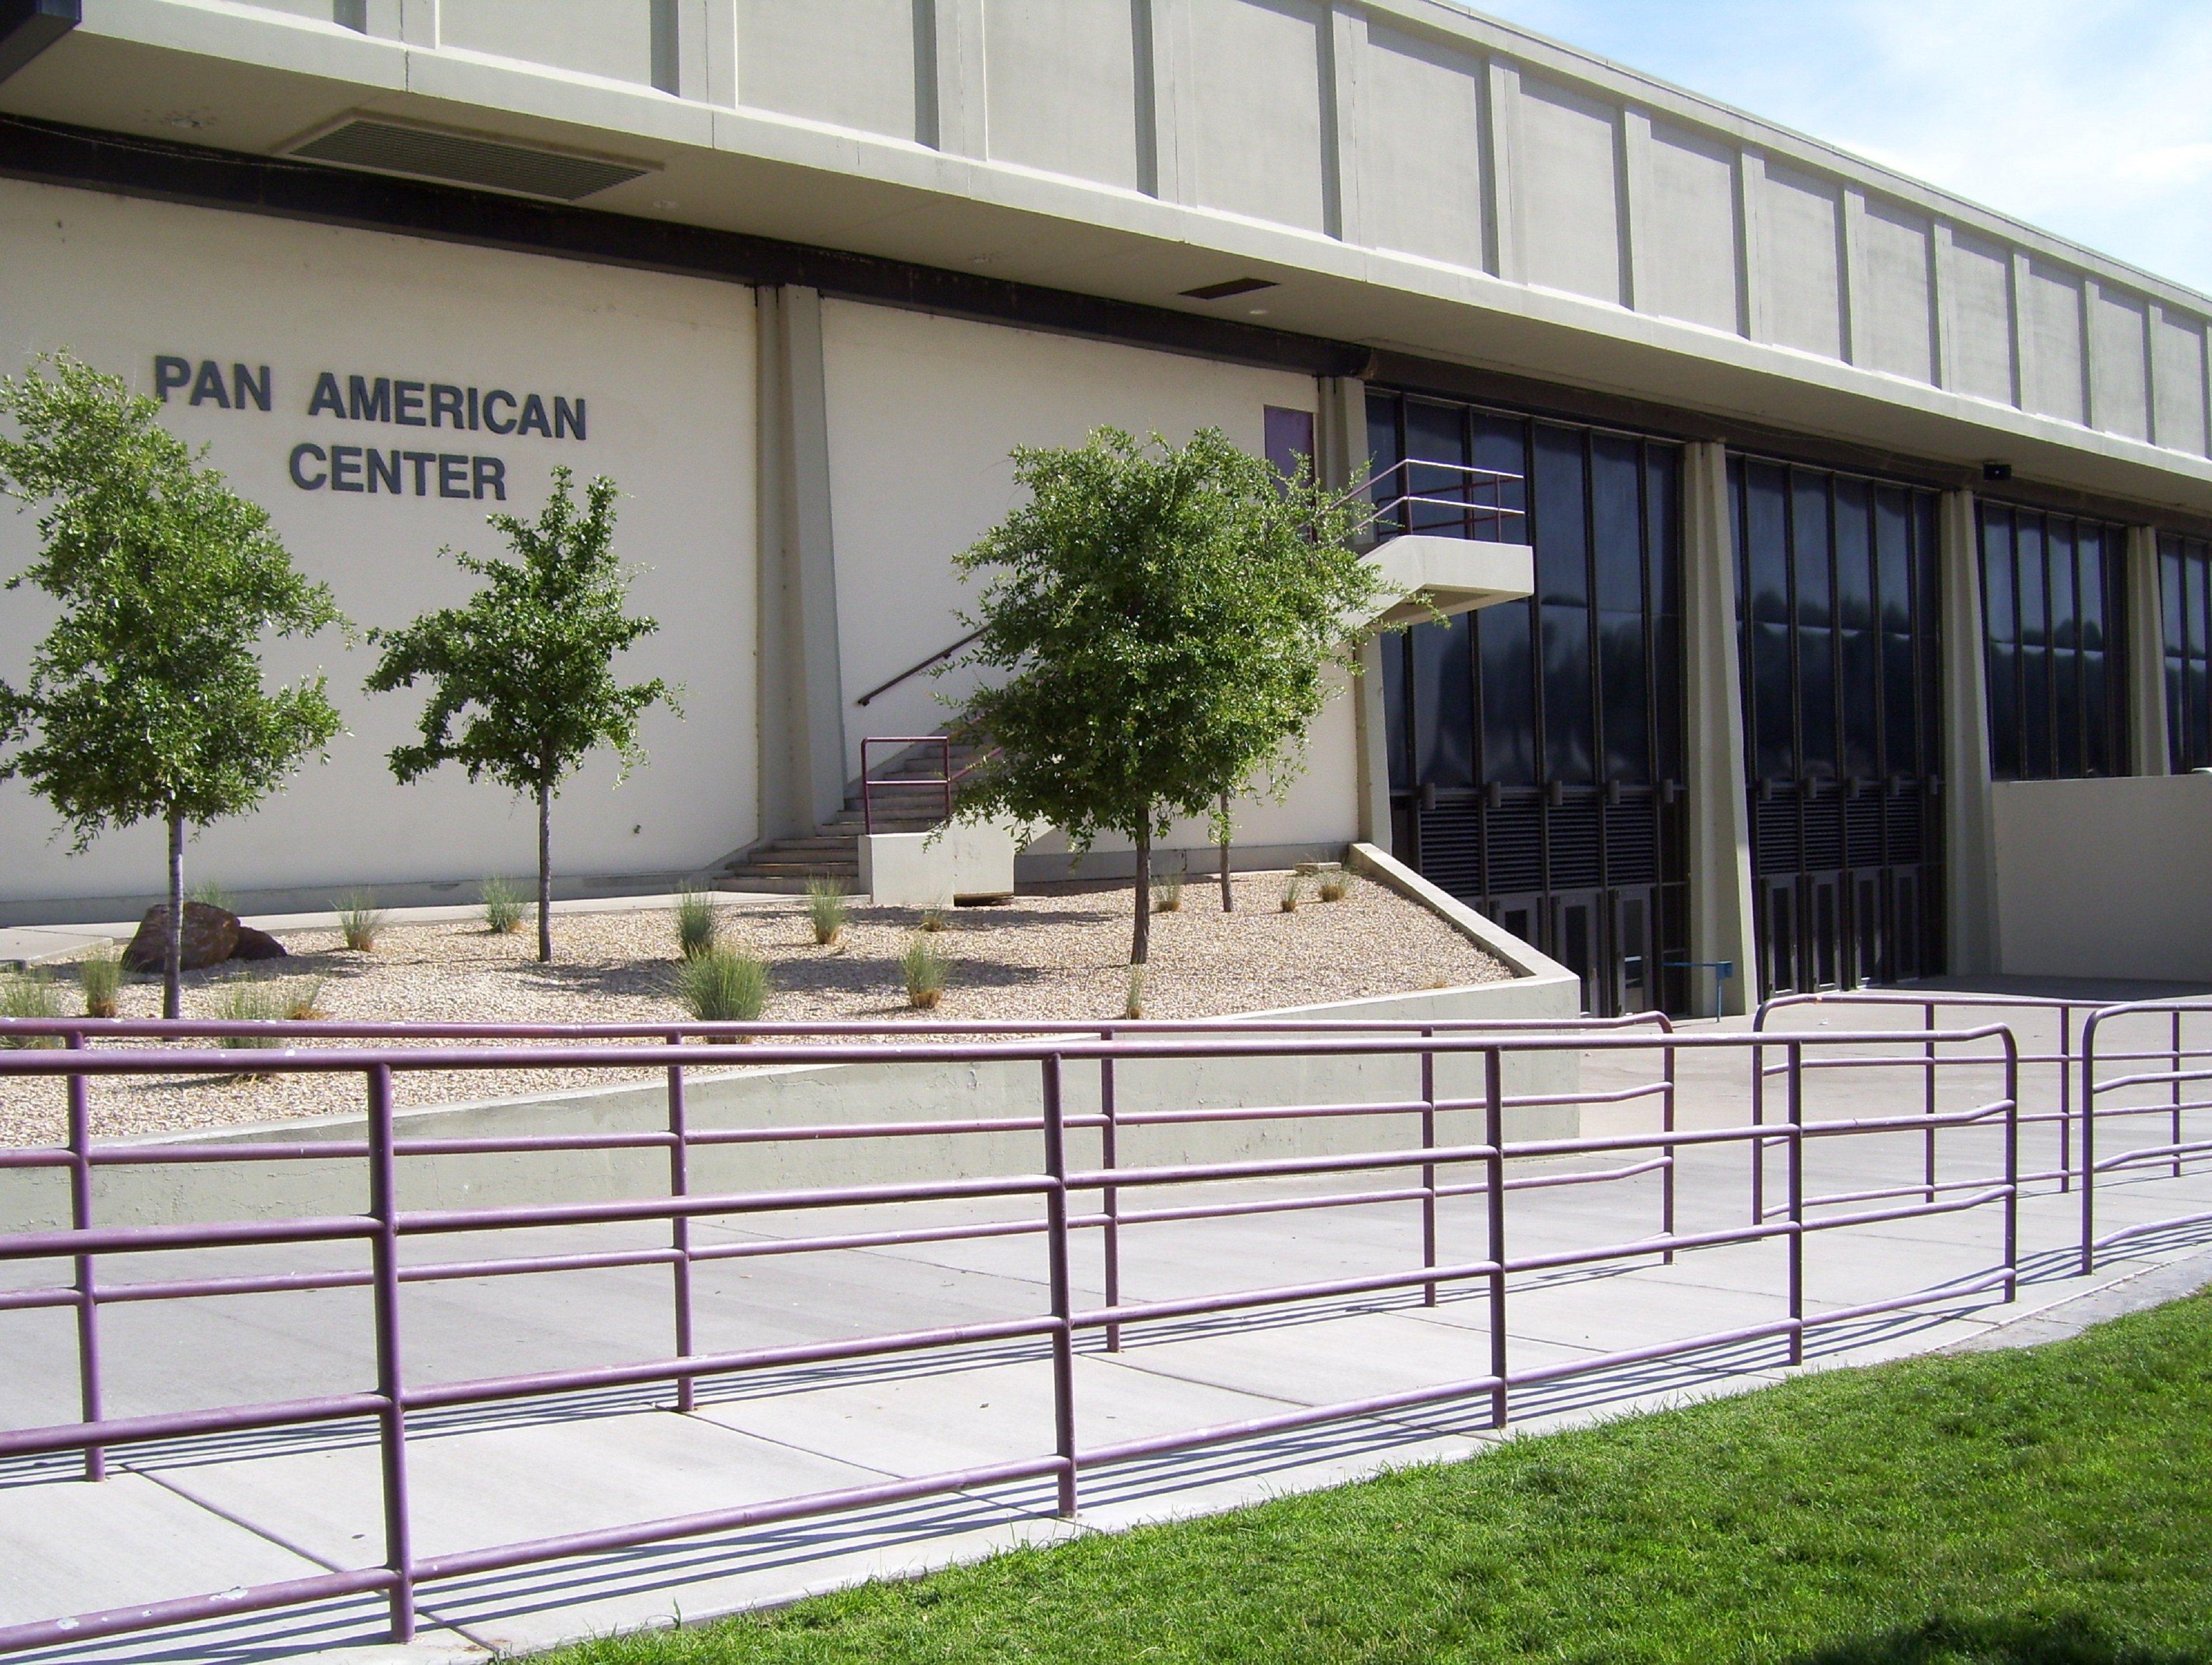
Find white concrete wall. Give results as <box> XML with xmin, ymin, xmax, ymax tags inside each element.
<box><xmin>0</xmin><ymin>178</ymin><xmax>755</xmax><ymax>914</ymax></box>
<box><xmin>1993</xmin><ymin>774</ymin><xmax>2212</xmax><ymax>981</ymax></box>
<box><xmin>817</xmin><ymin>300</ymin><xmax>1355</xmax><ymax>857</ymax></box>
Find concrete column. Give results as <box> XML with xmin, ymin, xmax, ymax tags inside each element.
<box><xmin>2126</xmin><ymin>523</ymin><xmax>2170</xmax><ymax>775</ymax></box>
<box><xmin>1682</xmin><ymin>442</ymin><xmax>1756</xmax><ymax>1016</ymax></box>
<box><xmin>1938</xmin><ymin>489</ymin><xmax>1999</xmax><ymax>974</ymax></box>
<box><xmin>926</xmin><ymin>0</ymin><xmax>987</xmax><ymax>156</ymax></box>
<box><xmin>755</xmin><ymin>286</ymin><xmax>847</xmax><ymax>841</ymax></box>
<box><xmin>1320</xmin><ymin>374</ymin><xmax>1390</xmax><ymax>852</ymax></box>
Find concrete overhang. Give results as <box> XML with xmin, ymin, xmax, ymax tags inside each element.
<box><xmin>1365</xmin><ymin>535</ymin><xmax>1533</xmax><ymax>627</ymax></box>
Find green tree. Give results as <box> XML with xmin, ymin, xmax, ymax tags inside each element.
<box><xmin>0</xmin><ymin>355</ymin><xmax>344</xmax><ymax>1018</ymax></box>
<box><xmin>950</xmin><ymin>426</ymin><xmax>1385</xmax><ymax>965</ymax></box>
<box><xmin>365</xmin><ymin>467</ymin><xmax>678</xmax><ymax>962</ymax></box>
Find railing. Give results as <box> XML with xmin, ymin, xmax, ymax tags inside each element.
<box><xmin>0</xmin><ymin>1015</ymin><xmax>2025</xmax><ymax>1655</ymax></box>
<box><xmin>854</xmin><ymin>627</ymin><xmax>984</xmax><ymax>709</ymax></box>
<box><xmin>2080</xmin><ymin>1000</ymin><xmax>2212</xmax><ymax>1272</ymax></box>
<box><xmin>1345</xmin><ymin>456</ymin><xmax>1526</xmax><ymax>546</ymax></box>
<box><xmin>858</xmin><ymin>734</ymin><xmax>1001</xmax><ymax>836</ymax></box>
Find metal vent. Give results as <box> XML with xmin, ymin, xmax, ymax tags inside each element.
<box><xmin>286</xmin><ymin>118</ymin><xmax>650</xmax><ymax>201</ymax></box>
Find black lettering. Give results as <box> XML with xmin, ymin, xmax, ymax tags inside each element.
<box><xmin>516</xmin><ymin>393</ymin><xmax>551</xmax><ymax>438</ymax></box>
<box><xmin>307</xmin><ymin>372</ymin><xmax>344</xmax><ymax>418</ymax></box>
<box><xmin>403</xmin><ymin>451</ymin><xmax>435</xmax><ymax>495</ymax></box>
<box><xmin>367</xmin><ymin>448</ymin><xmax>402</xmax><ymax>494</ymax></box>
<box><xmin>554</xmin><ymin>396</ymin><xmax>586</xmax><ymax>441</ymax></box>
<box><xmin>430</xmin><ymin>383</ymin><xmax>463</xmax><ymax>429</ymax></box>
<box><xmin>472</xmin><ymin>455</ymin><xmax>506</xmax><ymax>501</ymax></box>
<box><xmin>349</xmin><ymin>376</ymin><xmax>391</xmax><ymax>423</ymax></box>
<box><xmin>329</xmin><ymin>444</ymin><xmax>365</xmax><ymax>492</ymax></box>
<box><xmin>438</xmin><ymin>454</ymin><xmax>469</xmax><ymax>498</ymax></box>
<box><xmin>188</xmin><ymin>359</ymin><xmax>230</xmax><ymax>409</ymax></box>
<box><xmin>287</xmin><ymin>442</ymin><xmax>327</xmax><ymax>490</ymax></box>
<box><xmin>394</xmin><ymin>381</ymin><xmax>426</xmax><ymax>426</ymax></box>
<box><xmin>467</xmin><ymin>387</ymin><xmax>480</xmax><ymax>430</ymax></box>
<box><xmin>232</xmin><ymin>364</ymin><xmax>271</xmax><ymax>413</ymax></box>
<box><xmin>481</xmin><ymin>389</ymin><xmax>517</xmax><ymax>434</ymax></box>
<box><xmin>153</xmin><ymin>356</ymin><xmax>191</xmax><ymax>402</ymax></box>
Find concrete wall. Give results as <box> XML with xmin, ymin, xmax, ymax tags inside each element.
<box><xmin>1992</xmin><ymin>774</ymin><xmax>2212</xmax><ymax>981</ymax></box>
<box><xmin>0</xmin><ymin>177</ymin><xmax>757</xmax><ymax>919</ymax></box>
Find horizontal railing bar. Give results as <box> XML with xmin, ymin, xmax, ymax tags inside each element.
<box><xmin>1073</xmin><ymin>1257</ymin><xmax>1504</xmax><ymax>1331</ymax></box>
<box><xmin>0</xmin><ymin>1568</ymin><xmax>398</xmax><ymax>1655</ymax></box>
<box><xmin>2092</xmin><ymin>1207</ymin><xmax>2212</xmax><ymax>1251</ymax></box>
<box><xmin>0</xmin><ymin>1214</ymin><xmax>374</xmax><ymax>1263</ymax></box>
<box><xmin>0</xmin><ymin>1390</ymin><xmax>389</xmax><ymax>1458</ymax></box>
<box><xmin>1078</xmin><ymin>1371</ymin><xmax>1509</xmax><ymax>1467</ymax></box>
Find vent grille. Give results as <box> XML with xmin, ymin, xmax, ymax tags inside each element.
<box><xmin>288</xmin><ymin>119</ymin><xmax>650</xmax><ymax>201</ymax></box>
<box><xmin>1414</xmin><ymin>803</ymin><xmax>1483</xmax><ymax>900</ymax></box>
<box><xmin>1546</xmin><ymin>800</ymin><xmax>1602</xmax><ymax>890</ymax></box>
<box><xmin>1603</xmin><ymin>799</ymin><xmax>1658</xmax><ymax>886</ymax></box>
<box><xmin>1485</xmin><ymin>800</ymin><xmax>1544</xmax><ymax>894</ymax></box>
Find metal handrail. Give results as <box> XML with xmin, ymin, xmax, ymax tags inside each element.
<box><xmin>859</xmin><ymin>734</ymin><xmax>999</xmax><ymax>836</ymax></box>
<box><xmin>1338</xmin><ymin>456</ymin><xmax>1527</xmax><ymax>544</ymax></box>
<box><xmin>855</xmin><ymin>627</ymin><xmax>984</xmax><ymax>708</ymax></box>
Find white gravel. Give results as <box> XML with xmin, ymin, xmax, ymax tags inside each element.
<box><xmin>1</xmin><ymin>872</ymin><xmax>1508</xmax><ymax>1146</ymax></box>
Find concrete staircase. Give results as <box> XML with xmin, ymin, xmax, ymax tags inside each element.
<box><xmin>715</xmin><ymin>736</ymin><xmax>994</xmax><ymax>891</ymax></box>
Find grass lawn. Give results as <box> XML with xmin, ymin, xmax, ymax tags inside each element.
<box><xmin>537</xmin><ymin>1288</ymin><xmax>2212</xmax><ymax>1665</ymax></box>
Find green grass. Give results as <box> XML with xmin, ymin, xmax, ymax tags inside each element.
<box><xmin>674</xmin><ymin>945</ymin><xmax>770</xmax><ymax>1028</ymax></box>
<box><xmin>675</xmin><ymin>887</ymin><xmax>721</xmax><ymax>960</ymax></box>
<box><xmin>532</xmin><ymin>1290</ymin><xmax>2212</xmax><ymax>1665</ymax></box>
<box><xmin>482</xmin><ymin>877</ymin><xmax>527</xmax><ymax>936</ymax></box>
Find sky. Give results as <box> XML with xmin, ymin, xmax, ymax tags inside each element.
<box><xmin>1465</xmin><ymin>0</ymin><xmax>2212</xmax><ymax>297</ymax></box>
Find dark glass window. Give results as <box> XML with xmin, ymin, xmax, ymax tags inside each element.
<box><xmin>1979</xmin><ymin>504</ymin><xmax>2128</xmax><ymax>780</ymax></box>
<box><xmin>2163</xmin><ymin>533</ymin><xmax>2212</xmax><ymax>773</ymax></box>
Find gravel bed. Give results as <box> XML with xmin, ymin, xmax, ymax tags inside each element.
<box><xmin>1</xmin><ymin>872</ymin><xmax>1508</xmax><ymax>1146</ymax></box>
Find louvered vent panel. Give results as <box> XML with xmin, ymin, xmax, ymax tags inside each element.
<box><xmin>1846</xmin><ymin>796</ymin><xmax>1885</xmax><ymax>868</ymax></box>
<box><xmin>1887</xmin><ymin>790</ymin><xmax>1925</xmax><ymax>865</ymax></box>
<box><xmin>1485</xmin><ymin>800</ymin><xmax>1544</xmax><ymax>894</ymax></box>
<box><xmin>1753</xmin><ymin>796</ymin><xmax>1800</xmax><ymax>877</ymax></box>
<box><xmin>289</xmin><ymin>120</ymin><xmax>650</xmax><ymax>200</ymax></box>
<box><xmin>1603</xmin><ymin>799</ymin><xmax>1658</xmax><ymax>886</ymax></box>
<box><xmin>1546</xmin><ymin>800</ymin><xmax>1603</xmax><ymax>890</ymax></box>
<box><xmin>1415</xmin><ymin>803</ymin><xmax>1483</xmax><ymax>899</ymax></box>
<box><xmin>1802</xmin><ymin>793</ymin><xmax>1845</xmax><ymax>869</ymax></box>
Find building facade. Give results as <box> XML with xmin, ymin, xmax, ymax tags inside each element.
<box><xmin>2</xmin><ymin>0</ymin><xmax>2209</xmax><ymax>1012</ymax></box>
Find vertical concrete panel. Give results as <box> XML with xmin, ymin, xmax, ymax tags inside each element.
<box><xmin>981</xmin><ymin>0</ymin><xmax>1143</xmax><ymax>188</ymax></box>
<box><xmin>1638</xmin><ymin>122</ymin><xmax>1738</xmax><ymax>334</ymax></box>
<box><xmin>2088</xmin><ymin>286</ymin><xmax>2150</xmax><ymax>441</ymax></box>
<box><xmin>1756</xmin><ymin>161</ymin><xmax>1842</xmax><ymax>360</ymax></box>
<box><xmin>1358</xmin><ymin>22</ymin><xmax>1484</xmax><ymax>268</ymax></box>
<box><xmin>1515</xmin><ymin>76</ymin><xmax>1623</xmax><ymax>304</ymax></box>
<box><xmin>1858</xmin><ymin>198</ymin><xmax>1934</xmax><ymax>384</ymax></box>
<box><xmin>2126</xmin><ymin>524</ymin><xmax>2169</xmax><ymax>775</ymax></box>
<box><xmin>1683</xmin><ymin>443</ymin><xmax>1756</xmax><ymax>1015</ymax></box>
<box><xmin>1944</xmin><ymin>230</ymin><xmax>2017</xmax><ymax>406</ymax></box>
<box><xmin>440</xmin><ymin>0</ymin><xmax>656</xmax><ymax>82</ymax></box>
<box><xmin>735</xmin><ymin>0</ymin><xmax>919</xmax><ymax>140</ymax></box>
<box><xmin>1179</xmin><ymin>0</ymin><xmax>1329</xmax><ymax>233</ymax></box>
<box><xmin>1938</xmin><ymin>490</ymin><xmax>1998</xmax><ymax>974</ymax></box>
<box><xmin>2151</xmin><ymin>310</ymin><xmax>2209</xmax><ymax>457</ymax></box>
<box><xmin>2021</xmin><ymin>261</ymin><xmax>2086</xmax><ymax>423</ymax></box>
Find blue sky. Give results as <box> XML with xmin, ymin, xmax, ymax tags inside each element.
<box><xmin>1467</xmin><ymin>0</ymin><xmax>2212</xmax><ymax>297</ymax></box>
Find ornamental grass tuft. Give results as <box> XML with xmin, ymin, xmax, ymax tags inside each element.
<box><xmin>209</xmin><ymin>974</ymin><xmax>289</xmax><ymax>1046</ymax></box>
<box><xmin>1317</xmin><ymin>869</ymin><xmax>1353</xmax><ymax>903</ymax></box>
<box><xmin>335</xmin><ymin>890</ymin><xmax>387</xmax><ymax>952</ymax></box>
<box><xmin>1279</xmin><ymin>875</ymin><xmax>1304</xmax><ymax>913</ymax></box>
<box><xmin>79</xmin><ymin>948</ymin><xmax>124</xmax><ymax>1019</ymax></box>
<box><xmin>918</xmin><ymin>907</ymin><xmax>949</xmax><ymax>933</ymax></box>
<box><xmin>674</xmin><ymin>887</ymin><xmax>720</xmax><ymax>960</ymax></box>
<box><xmin>676</xmin><ymin>945</ymin><xmax>769</xmax><ymax>1034</ymax></box>
<box><xmin>481</xmin><ymin>876</ymin><xmax>526</xmax><ymax>936</ymax></box>
<box><xmin>806</xmin><ymin>877</ymin><xmax>849</xmax><ymax>947</ymax></box>
<box><xmin>1</xmin><ymin>971</ymin><xmax>63</xmax><ymax>1046</ymax></box>
<box><xmin>1153</xmin><ymin>873</ymin><xmax>1184</xmax><ymax>914</ymax></box>
<box><xmin>1123</xmin><ymin>964</ymin><xmax>1146</xmax><ymax>1021</ymax></box>
<box><xmin>902</xmin><ymin>933</ymin><xmax>948</xmax><ymax>1010</ymax></box>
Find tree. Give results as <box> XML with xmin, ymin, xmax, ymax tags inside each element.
<box><xmin>365</xmin><ymin>467</ymin><xmax>678</xmax><ymax>962</ymax></box>
<box><xmin>0</xmin><ymin>355</ymin><xmax>345</xmax><ymax>1018</ymax></box>
<box><xmin>950</xmin><ymin>427</ymin><xmax>1385</xmax><ymax>965</ymax></box>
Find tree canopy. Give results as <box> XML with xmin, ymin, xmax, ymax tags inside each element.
<box><xmin>0</xmin><ymin>354</ymin><xmax>344</xmax><ymax>1015</ymax></box>
<box><xmin>950</xmin><ymin>426</ymin><xmax>1384</xmax><ymax>963</ymax></box>
<box><xmin>365</xmin><ymin>467</ymin><xmax>677</xmax><ymax>961</ymax></box>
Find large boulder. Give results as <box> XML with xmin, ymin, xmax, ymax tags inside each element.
<box><xmin>231</xmin><ymin>925</ymin><xmax>290</xmax><ymax>961</ymax></box>
<box><xmin>123</xmin><ymin>901</ymin><xmax>240</xmax><ymax>972</ymax></box>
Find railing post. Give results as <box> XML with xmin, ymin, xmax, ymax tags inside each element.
<box><xmin>666</xmin><ymin>1038</ymin><xmax>696</xmax><ymax>1414</ymax></box>
<box><xmin>2172</xmin><ymin>1009</ymin><xmax>2185</xmax><ymax>1179</ymax></box>
<box><xmin>940</xmin><ymin>735</ymin><xmax>952</xmax><ymax>825</ymax></box>
<box><xmin>862</xmin><ymin>738</ymin><xmax>876</xmax><ymax>838</ymax></box>
<box><xmin>366</xmin><ymin>1064</ymin><xmax>416</xmax><ymax>1643</ymax></box>
<box><xmin>1786</xmin><ymin>1040</ymin><xmax>1805</xmax><ymax>1368</ymax></box>
<box><xmin>65</xmin><ymin>1031</ymin><xmax>105</xmax><ymax>1482</ymax></box>
<box><xmin>2058</xmin><ymin>1005</ymin><xmax>2073</xmax><ymax>1194</ymax></box>
<box><xmin>2080</xmin><ymin>1016</ymin><xmax>2099</xmax><ymax>1276</ymax></box>
<box><xmin>1099</xmin><ymin>1029</ymin><xmax>1121</xmax><ymax>1354</ymax></box>
<box><xmin>1040</xmin><ymin>1054</ymin><xmax>1079</xmax><ymax>1519</ymax></box>
<box><xmin>1484</xmin><ymin>1047</ymin><xmax>1508</xmax><ymax>1430</ymax></box>
<box><xmin>1922</xmin><ymin>1004</ymin><xmax>1938</xmax><ymax>1204</ymax></box>
<box><xmin>1419</xmin><ymin>1027</ymin><xmax>1437</xmax><ymax>1307</ymax></box>
<box><xmin>2002</xmin><ymin>1031</ymin><xmax>2019</xmax><ymax>1303</ymax></box>
<box><xmin>1660</xmin><ymin>1034</ymin><xmax>1677</xmax><ymax>1264</ymax></box>
<box><xmin>1749</xmin><ymin>1024</ymin><xmax>1766</xmax><ymax>1225</ymax></box>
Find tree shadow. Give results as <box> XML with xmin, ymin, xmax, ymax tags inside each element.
<box><xmin>1793</xmin><ymin>1615</ymin><xmax>2207</xmax><ymax>1665</ymax></box>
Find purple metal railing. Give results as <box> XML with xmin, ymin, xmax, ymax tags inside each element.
<box><xmin>2080</xmin><ymin>999</ymin><xmax>2212</xmax><ymax>1272</ymax></box>
<box><xmin>0</xmin><ymin>1017</ymin><xmax>2020</xmax><ymax>1655</ymax></box>
<box><xmin>857</xmin><ymin>735</ymin><xmax>999</xmax><ymax>837</ymax></box>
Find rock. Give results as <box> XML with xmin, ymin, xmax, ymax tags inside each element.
<box><xmin>230</xmin><ymin>925</ymin><xmax>289</xmax><ymax>962</ymax></box>
<box><xmin>123</xmin><ymin>902</ymin><xmax>240</xmax><ymax>972</ymax></box>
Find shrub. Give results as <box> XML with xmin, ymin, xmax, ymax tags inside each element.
<box><xmin>902</xmin><ymin>933</ymin><xmax>949</xmax><ymax>1010</ymax></box>
<box><xmin>209</xmin><ymin>974</ymin><xmax>288</xmax><ymax>1047</ymax></box>
<box><xmin>675</xmin><ymin>887</ymin><xmax>719</xmax><ymax>960</ymax></box>
<box><xmin>283</xmin><ymin>977</ymin><xmax>329</xmax><ymax>1021</ymax></box>
<box><xmin>1280</xmin><ymin>875</ymin><xmax>1305</xmax><ymax>913</ymax></box>
<box><xmin>481</xmin><ymin>876</ymin><xmax>525</xmax><ymax>935</ymax></box>
<box><xmin>675</xmin><ymin>945</ymin><xmax>770</xmax><ymax>1032</ymax></box>
<box><xmin>1318</xmin><ymin>869</ymin><xmax>1353</xmax><ymax>903</ymax></box>
<box><xmin>1153</xmin><ymin>873</ymin><xmax>1184</xmax><ymax>914</ymax></box>
<box><xmin>1</xmin><ymin>971</ymin><xmax>63</xmax><ymax>1046</ymax></box>
<box><xmin>806</xmin><ymin>876</ymin><xmax>848</xmax><ymax>947</ymax></box>
<box><xmin>79</xmin><ymin>948</ymin><xmax>124</xmax><ymax>1019</ymax></box>
<box><xmin>335</xmin><ymin>890</ymin><xmax>387</xmax><ymax>952</ymax></box>
<box><xmin>1123</xmin><ymin>964</ymin><xmax>1146</xmax><ymax>1021</ymax></box>
<box><xmin>918</xmin><ymin>907</ymin><xmax>949</xmax><ymax>933</ymax></box>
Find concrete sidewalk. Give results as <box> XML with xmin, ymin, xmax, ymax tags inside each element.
<box><xmin>2</xmin><ymin>1015</ymin><xmax>2209</xmax><ymax>1663</ymax></box>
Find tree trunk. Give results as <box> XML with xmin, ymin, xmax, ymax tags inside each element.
<box><xmin>536</xmin><ymin>778</ymin><xmax>554</xmax><ymax>963</ymax></box>
<box><xmin>163</xmin><ymin>808</ymin><xmax>184</xmax><ymax>1020</ymax></box>
<box><xmin>1218</xmin><ymin>791</ymin><xmax>1233</xmax><ymax>912</ymax></box>
<box><xmin>1131</xmin><ymin>822</ymin><xmax>1152</xmax><ymax>966</ymax></box>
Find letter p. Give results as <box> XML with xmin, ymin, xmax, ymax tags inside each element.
<box><xmin>153</xmin><ymin>356</ymin><xmax>191</xmax><ymax>402</ymax></box>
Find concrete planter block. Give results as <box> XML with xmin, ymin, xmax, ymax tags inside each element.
<box><xmin>859</xmin><ymin>820</ymin><xmax>1020</xmax><ymax>909</ymax></box>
